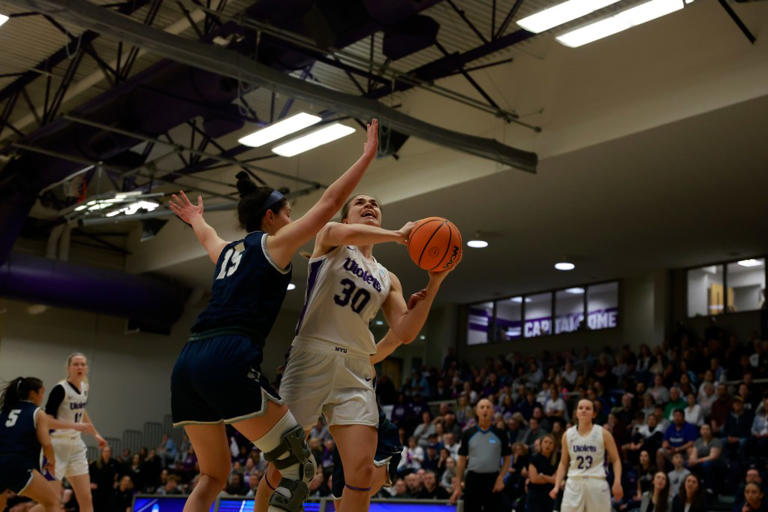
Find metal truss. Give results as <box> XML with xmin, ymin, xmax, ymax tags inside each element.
<box><xmin>1</xmin><ymin>0</ymin><xmax>542</xmax><ymax>227</ymax></box>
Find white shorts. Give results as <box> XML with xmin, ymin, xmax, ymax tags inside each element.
<box><xmin>561</xmin><ymin>477</ymin><xmax>611</xmax><ymax>512</ymax></box>
<box><xmin>279</xmin><ymin>340</ymin><xmax>378</xmax><ymax>431</ymax></box>
<box><xmin>51</xmin><ymin>435</ymin><xmax>89</xmax><ymax>480</ymax></box>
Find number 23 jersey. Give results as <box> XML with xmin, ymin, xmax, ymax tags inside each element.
<box><xmin>566</xmin><ymin>424</ymin><xmax>606</xmax><ymax>478</ymax></box>
<box><xmin>294</xmin><ymin>245</ymin><xmax>391</xmax><ymax>355</ymax></box>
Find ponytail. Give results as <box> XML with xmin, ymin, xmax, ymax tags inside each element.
<box><xmin>1</xmin><ymin>377</ymin><xmax>43</xmax><ymax>412</ymax></box>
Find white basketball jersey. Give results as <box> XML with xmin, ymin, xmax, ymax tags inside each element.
<box><xmin>294</xmin><ymin>245</ymin><xmax>391</xmax><ymax>355</ymax></box>
<box><xmin>54</xmin><ymin>380</ymin><xmax>88</xmax><ymax>436</ymax></box>
<box><xmin>566</xmin><ymin>424</ymin><xmax>606</xmax><ymax>478</ymax></box>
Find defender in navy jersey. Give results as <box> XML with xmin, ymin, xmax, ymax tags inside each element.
<box><xmin>551</xmin><ymin>399</ymin><xmax>624</xmax><ymax>512</ymax></box>
<box><xmin>1</xmin><ymin>377</ymin><xmax>87</xmax><ymax>512</ymax></box>
<box><xmin>168</xmin><ymin>119</ymin><xmax>380</xmax><ymax>512</ymax></box>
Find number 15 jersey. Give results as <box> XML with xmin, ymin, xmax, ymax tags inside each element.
<box><xmin>294</xmin><ymin>245</ymin><xmax>391</xmax><ymax>356</ymax></box>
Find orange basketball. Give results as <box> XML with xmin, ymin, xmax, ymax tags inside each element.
<box><xmin>407</xmin><ymin>217</ymin><xmax>462</xmax><ymax>271</ymax></box>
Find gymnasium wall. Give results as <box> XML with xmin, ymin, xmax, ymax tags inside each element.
<box><xmin>454</xmin><ymin>271</ymin><xmax>669</xmax><ymax>366</ymax></box>
<box><xmin>0</xmin><ymin>298</ymin><xmax>300</xmax><ymax>440</ymax></box>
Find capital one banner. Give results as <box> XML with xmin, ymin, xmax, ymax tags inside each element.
<box><xmin>468</xmin><ymin>307</ymin><xmax>618</xmax><ymax>342</ymax></box>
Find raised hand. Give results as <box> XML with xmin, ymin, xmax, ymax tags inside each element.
<box><xmin>168</xmin><ymin>190</ymin><xmax>204</xmax><ymax>224</ymax></box>
<box><xmin>363</xmin><ymin>118</ymin><xmax>379</xmax><ymax>158</ymax></box>
<box><xmin>407</xmin><ymin>289</ymin><xmax>428</xmax><ymax>310</ymax></box>
<box><xmin>396</xmin><ymin>221</ymin><xmax>416</xmax><ymax>245</ymax></box>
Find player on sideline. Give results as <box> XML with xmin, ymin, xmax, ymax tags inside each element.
<box><xmin>45</xmin><ymin>353</ymin><xmax>107</xmax><ymax>512</ymax></box>
<box><xmin>262</xmin><ymin>194</ymin><xmax>457</xmax><ymax>512</ymax></box>
<box><xmin>167</xmin><ymin>120</ymin><xmax>380</xmax><ymax>512</ymax></box>
<box><xmin>550</xmin><ymin>398</ymin><xmax>624</xmax><ymax>512</ymax></box>
<box><xmin>1</xmin><ymin>377</ymin><xmax>92</xmax><ymax>512</ymax></box>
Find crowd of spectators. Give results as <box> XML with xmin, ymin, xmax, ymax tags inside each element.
<box><xmin>11</xmin><ymin>325</ymin><xmax>768</xmax><ymax>512</ymax></box>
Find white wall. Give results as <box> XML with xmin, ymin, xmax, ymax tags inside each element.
<box><xmin>0</xmin><ymin>298</ymin><xmax>301</xmax><ymax>442</ymax></box>
<box><xmin>0</xmin><ymin>299</ymin><xmax>196</xmax><ymax>440</ymax></box>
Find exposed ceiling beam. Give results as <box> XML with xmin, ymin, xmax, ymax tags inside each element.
<box><xmin>4</xmin><ymin>0</ymin><xmax>537</xmax><ymax>173</ymax></box>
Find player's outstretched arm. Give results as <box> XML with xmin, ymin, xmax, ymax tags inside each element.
<box><xmin>371</xmin><ymin>289</ymin><xmax>427</xmax><ymax>364</ymax></box>
<box><xmin>380</xmin><ymin>262</ymin><xmax>458</xmax><ymax>343</ymax></box>
<box><xmin>169</xmin><ymin>191</ymin><xmax>229</xmax><ymax>264</ymax></box>
<box><xmin>267</xmin><ymin>119</ymin><xmax>378</xmax><ymax>268</ymax></box>
<box><xmin>550</xmin><ymin>433</ymin><xmax>570</xmax><ymax>499</ymax></box>
<box><xmin>35</xmin><ymin>410</ymin><xmax>56</xmax><ymax>477</ymax></box>
<box><xmin>313</xmin><ymin>221</ymin><xmax>413</xmax><ymax>256</ymax></box>
<box><xmin>82</xmin><ymin>411</ymin><xmax>108</xmax><ymax>448</ymax></box>
<box><xmin>604</xmin><ymin>429</ymin><xmax>624</xmax><ymax>501</ymax></box>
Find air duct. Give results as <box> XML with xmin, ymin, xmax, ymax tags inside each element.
<box><xmin>0</xmin><ymin>252</ymin><xmax>187</xmax><ymax>334</ymax></box>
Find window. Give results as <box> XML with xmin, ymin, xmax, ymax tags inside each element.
<box><xmin>524</xmin><ymin>293</ymin><xmax>552</xmax><ymax>338</ymax></box>
<box><xmin>687</xmin><ymin>265</ymin><xmax>725</xmax><ymax>317</ymax></box>
<box><xmin>726</xmin><ymin>259</ymin><xmax>765</xmax><ymax>313</ymax></box>
<box><xmin>495</xmin><ymin>297</ymin><xmax>523</xmax><ymax>340</ymax></box>
<box><xmin>467</xmin><ymin>302</ymin><xmax>493</xmax><ymax>345</ymax></box>
<box><xmin>587</xmin><ymin>282</ymin><xmax>619</xmax><ymax>330</ymax></box>
<box><xmin>555</xmin><ymin>288</ymin><xmax>584</xmax><ymax>334</ymax></box>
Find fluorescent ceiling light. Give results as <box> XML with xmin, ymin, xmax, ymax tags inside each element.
<box><xmin>738</xmin><ymin>259</ymin><xmax>763</xmax><ymax>268</ymax></box>
<box><xmin>511</xmin><ymin>297</ymin><xmax>532</xmax><ymax>303</ymax></box>
<box><xmin>239</xmin><ymin>112</ymin><xmax>322</xmax><ymax>148</ymax></box>
<box><xmin>517</xmin><ymin>0</ymin><xmax>620</xmax><ymax>33</ymax></box>
<box><xmin>272</xmin><ymin>123</ymin><xmax>355</xmax><ymax>157</ymax></box>
<box><xmin>287</xmin><ymin>283</ymin><xmax>297</xmax><ymax>291</ymax></box>
<box><xmin>375</xmin><ymin>320</ymin><xmax>384</xmax><ymax>325</ymax></box>
<box><xmin>566</xmin><ymin>287</ymin><xmax>585</xmax><ymax>294</ymax></box>
<box><xmin>467</xmin><ymin>240</ymin><xmax>488</xmax><ymax>248</ymax></box>
<box><xmin>556</xmin><ymin>0</ymin><xmax>687</xmax><ymax>48</ymax></box>
<box><xmin>0</xmin><ymin>14</ymin><xmax>9</xmax><ymax>27</ymax></box>
<box><xmin>555</xmin><ymin>262</ymin><xmax>575</xmax><ymax>271</ymax></box>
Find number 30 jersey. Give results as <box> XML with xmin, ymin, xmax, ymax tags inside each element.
<box><xmin>294</xmin><ymin>245</ymin><xmax>391</xmax><ymax>356</ymax></box>
<box><xmin>566</xmin><ymin>424</ymin><xmax>606</xmax><ymax>478</ymax></box>
<box><xmin>191</xmin><ymin>231</ymin><xmax>292</xmax><ymax>338</ymax></box>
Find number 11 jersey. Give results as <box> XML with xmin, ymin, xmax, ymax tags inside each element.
<box><xmin>294</xmin><ymin>245</ymin><xmax>391</xmax><ymax>356</ymax></box>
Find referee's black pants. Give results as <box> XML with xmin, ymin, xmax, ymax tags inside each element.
<box><xmin>464</xmin><ymin>471</ymin><xmax>504</xmax><ymax>512</ymax></box>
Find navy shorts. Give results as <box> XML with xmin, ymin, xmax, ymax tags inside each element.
<box><xmin>331</xmin><ymin>413</ymin><xmax>403</xmax><ymax>498</ymax></box>
<box><xmin>0</xmin><ymin>455</ymin><xmax>37</xmax><ymax>494</ymax></box>
<box><xmin>171</xmin><ymin>333</ymin><xmax>282</xmax><ymax>426</ymax></box>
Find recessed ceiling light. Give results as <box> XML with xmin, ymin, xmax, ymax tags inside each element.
<box><xmin>517</xmin><ymin>0</ymin><xmax>621</xmax><ymax>33</ymax></box>
<box><xmin>738</xmin><ymin>259</ymin><xmax>763</xmax><ymax>268</ymax></box>
<box><xmin>565</xmin><ymin>287</ymin><xmax>585</xmax><ymax>294</ymax></box>
<box><xmin>0</xmin><ymin>14</ymin><xmax>8</xmax><ymax>28</ymax></box>
<box><xmin>375</xmin><ymin>320</ymin><xmax>384</xmax><ymax>326</ymax></box>
<box><xmin>287</xmin><ymin>283</ymin><xmax>296</xmax><ymax>291</ymax></box>
<box><xmin>555</xmin><ymin>262</ymin><xmax>575</xmax><ymax>271</ymax></box>
<box><xmin>238</xmin><ymin>112</ymin><xmax>322</xmax><ymax>148</ymax></box>
<box><xmin>419</xmin><ymin>334</ymin><xmax>426</xmax><ymax>340</ymax></box>
<box><xmin>272</xmin><ymin>123</ymin><xmax>355</xmax><ymax>157</ymax></box>
<box><xmin>556</xmin><ymin>0</ymin><xmax>688</xmax><ymax>48</ymax></box>
<box><xmin>467</xmin><ymin>240</ymin><xmax>488</xmax><ymax>248</ymax></box>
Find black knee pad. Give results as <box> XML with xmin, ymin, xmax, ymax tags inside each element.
<box><xmin>268</xmin><ymin>478</ymin><xmax>309</xmax><ymax>512</ymax></box>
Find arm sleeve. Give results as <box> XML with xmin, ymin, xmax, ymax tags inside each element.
<box><xmin>497</xmin><ymin>428</ymin><xmax>512</xmax><ymax>456</ymax></box>
<box><xmin>45</xmin><ymin>385</ymin><xmax>65</xmax><ymax>417</ymax></box>
<box><xmin>458</xmin><ymin>429</ymin><xmax>471</xmax><ymax>457</ymax></box>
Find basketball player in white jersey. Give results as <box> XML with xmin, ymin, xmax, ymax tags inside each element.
<box><xmin>270</xmin><ymin>195</ymin><xmax>456</xmax><ymax>511</ymax></box>
<box><xmin>550</xmin><ymin>398</ymin><xmax>623</xmax><ymax>512</ymax></box>
<box><xmin>45</xmin><ymin>353</ymin><xmax>107</xmax><ymax>512</ymax></box>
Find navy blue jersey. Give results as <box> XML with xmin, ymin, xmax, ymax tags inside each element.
<box><xmin>0</xmin><ymin>402</ymin><xmax>41</xmax><ymax>460</ymax></box>
<box><xmin>192</xmin><ymin>231</ymin><xmax>291</xmax><ymax>337</ymax></box>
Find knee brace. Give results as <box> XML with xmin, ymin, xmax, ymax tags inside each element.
<box><xmin>263</xmin><ymin>425</ymin><xmax>316</xmax><ymax>511</ymax></box>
